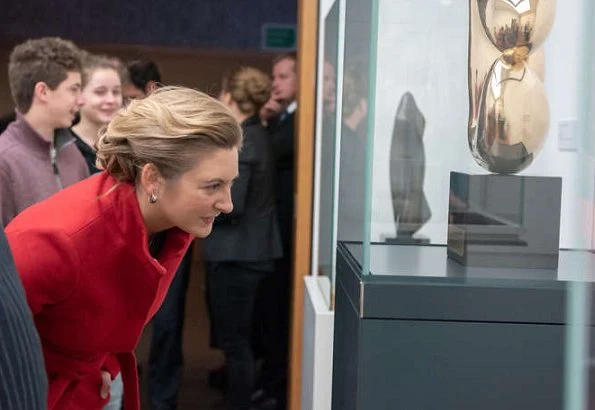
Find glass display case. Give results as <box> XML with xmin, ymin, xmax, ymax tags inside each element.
<box><xmin>310</xmin><ymin>0</ymin><xmax>595</xmax><ymax>408</ymax></box>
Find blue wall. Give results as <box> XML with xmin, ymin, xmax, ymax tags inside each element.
<box><xmin>0</xmin><ymin>0</ymin><xmax>297</xmax><ymax>49</ymax></box>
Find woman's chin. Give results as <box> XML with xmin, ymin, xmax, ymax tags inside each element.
<box><xmin>192</xmin><ymin>224</ymin><xmax>214</xmax><ymax>238</ymax></box>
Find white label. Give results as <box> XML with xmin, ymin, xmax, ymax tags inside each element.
<box><xmin>558</xmin><ymin>118</ymin><xmax>578</xmax><ymax>152</ymax></box>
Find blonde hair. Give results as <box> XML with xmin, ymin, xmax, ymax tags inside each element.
<box><xmin>223</xmin><ymin>67</ymin><xmax>271</xmax><ymax>115</ymax></box>
<box><xmin>96</xmin><ymin>86</ymin><xmax>242</xmax><ymax>183</ymax></box>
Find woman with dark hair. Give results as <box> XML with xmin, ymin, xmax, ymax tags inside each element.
<box><xmin>122</xmin><ymin>59</ymin><xmax>162</xmax><ymax>103</ymax></box>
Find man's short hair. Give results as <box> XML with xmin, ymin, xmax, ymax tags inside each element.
<box><xmin>272</xmin><ymin>52</ymin><xmax>297</xmax><ymax>71</ymax></box>
<box><xmin>8</xmin><ymin>37</ymin><xmax>82</xmax><ymax>114</ymax></box>
<box><xmin>126</xmin><ymin>60</ymin><xmax>162</xmax><ymax>91</ymax></box>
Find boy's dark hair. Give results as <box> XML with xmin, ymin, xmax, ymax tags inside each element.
<box><xmin>8</xmin><ymin>37</ymin><xmax>82</xmax><ymax>113</ymax></box>
<box><xmin>126</xmin><ymin>60</ymin><xmax>162</xmax><ymax>91</ymax></box>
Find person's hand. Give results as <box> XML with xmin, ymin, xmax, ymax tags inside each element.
<box><xmin>100</xmin><ymin>371</ymin><xmax>111</xmax><ymax>399</ymax></box>
<box><xmin>259</xmin><ymin>98</ymin><xmax>284</xmax><ymax>122</ymax></box>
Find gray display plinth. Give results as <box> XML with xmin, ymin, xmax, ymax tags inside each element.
<box><xmin>447</xmin><ymin>171</ymin><xmax>562</xmax><ymax>269</ymax></box>
<box><xmin>332</xmin><ymin>242</ymin><xmax>595</xmax><ymax>410</ymax></box>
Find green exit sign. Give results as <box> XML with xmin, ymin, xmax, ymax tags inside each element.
<box><xmin>262</xmin><ymin>24</ymin><xmax>297</xmax><ymax>50</ymax></box>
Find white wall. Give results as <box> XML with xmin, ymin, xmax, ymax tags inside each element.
<box><xmin>301</xmin><ymin>277</ymin><xmax>334</xmax><ymax>410</ymax></box>
<box><xmin>369</xmin><ymin>0</ymin><xmax>593</xmax><ymax>249</ymax></box>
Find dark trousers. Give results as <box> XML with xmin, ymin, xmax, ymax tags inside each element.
<box><xmin>253</xmin><ymin>254</ymin><xmax>291</xmax><ymax>407</ymax></box>
<box><xmin>148</xmin><ymin>250</ymin><xmax>192</xmax><ymax>410</ymax></box>
<box><xmin>206</xmin><ymin>261</ymin><xmax>267</xmax><ymax>410</ymax></box>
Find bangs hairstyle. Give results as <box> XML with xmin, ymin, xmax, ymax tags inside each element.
<box><xmin>96</xmin><ymin>86</ymin><xmax>243</xmax><ymax>183</ymax></box>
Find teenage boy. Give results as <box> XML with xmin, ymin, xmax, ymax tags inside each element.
<box><xmin>0</xmin><ymin>37</ymin><xmax>88</xmax><ymax>226</ymax></box>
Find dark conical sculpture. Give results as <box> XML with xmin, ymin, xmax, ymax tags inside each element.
<box><xmin>389</xmin><ymin>92</ymin><xmax>431</xmax><ymax>239</ymax></box>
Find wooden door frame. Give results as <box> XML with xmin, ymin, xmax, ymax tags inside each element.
<box><xmin>288</xmin><ymin>0</ymin><xmax>318</xmax><ymax>409</ymax></box>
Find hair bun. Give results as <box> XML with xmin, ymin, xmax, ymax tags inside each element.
<box><xmin>226</xmin><ymin>67</ymin><xmax>271</xmax><ymax>115</ymax></box>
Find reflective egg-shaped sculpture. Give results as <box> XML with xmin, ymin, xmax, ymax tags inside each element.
<box><xmin>478</xmin><ymin>0</ymin><xmax>556</xmax><ymax>54</ymax></box>
<box><xmin>469</xmin><ymin>0</ymin><xmax>556</xmax><ymax>174</ymax></box>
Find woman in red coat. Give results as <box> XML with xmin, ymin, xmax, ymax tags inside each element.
<box><xmin>5</xmin><ymin>86</ymin><xmax>242</xmax><ymax>410</ymax></box>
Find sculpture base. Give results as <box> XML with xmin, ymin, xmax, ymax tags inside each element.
<box><xmin>447</xmin><ymin>172</ymin><xmax>562</xmax><ymax>269</ymax></box>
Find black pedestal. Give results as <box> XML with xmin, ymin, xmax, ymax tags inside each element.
<box><xmin>332</xmin><ymin>242</ymin><xmax>595</xmax><ymax>410</ymax></box>
<box><xmin>447</xmin><ymin>171</ymin><xmax>562</xmax><ymax>269</ymax></box>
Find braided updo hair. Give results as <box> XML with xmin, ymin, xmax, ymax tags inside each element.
<box><xmin>95</xmin><ymin>86</ymin><xmax>243</xmax><ymax>183</ymax></box>
<box><xmin>222</xmin><ymin>67</ymin><xmax>271</xmax><ymax>116</ymax></box>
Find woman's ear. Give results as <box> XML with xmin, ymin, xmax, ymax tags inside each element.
<box><xmin>139</xmin><ymin>163</ymin><xmax>163</xmax><ymax>198</ymax></box>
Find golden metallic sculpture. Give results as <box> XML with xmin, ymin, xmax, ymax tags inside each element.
<box><xmin>468</xmin><ymin>0</ymin><xmax>556</xmax><ymax>173</ymax></box>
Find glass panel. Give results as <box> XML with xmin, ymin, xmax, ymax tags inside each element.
<box><xmin>362</xmin><ymin>0</ymin><xmax>594</xmax><ymax>270</ymax></box>
<box><xmin>564</xmin><ymin>0</ymin><xmax>595</xmax><ymax>407</ymax></box>
<box><xmin>368</xmin><ymin>0</ymin><xmax>469</xmax><ymax>250</ymax></box>
<box><xmin>314</xmin><ymin>0</ymin><xmax>340</xmax><ymax>308</ymax></box>
<box><xmin>335</xmin><ymin>0</ymin><xmax>374</xmax><ymax>277</ymax></box>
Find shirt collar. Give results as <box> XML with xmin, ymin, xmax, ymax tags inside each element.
<box><xmin>12</xmin><ymin>111</ymin><xmax>52</xmax><ymax>150</ymax></box>
<box><xmin>286</xmin><ymin>100</ymin><xmax>297</xmax><ymax>114</ymax></box>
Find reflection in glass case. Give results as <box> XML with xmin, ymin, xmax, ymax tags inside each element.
<box><xmin>313</xmin><ymin>0</ymin><xmax>340</xmax><ymax>308</ymax></box>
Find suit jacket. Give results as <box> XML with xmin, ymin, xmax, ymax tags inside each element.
<box><xmin>269</xmin><ymin>111</ymin><xmax>296</xmax><ymax>251</ymax></box>
<box><xmin>0</xmin><ymin>228</ymin><xmax>47</xmax><ymax>410</ymax></box>
<box><xmin>202</xmin><ymin>115</ymin><xmax>282</xmax><ymax>263</ymax></box>
<box><xmin>6</xmin><ymin>172</ymin><xmax>192</xmax><ymax>410</ymax></box>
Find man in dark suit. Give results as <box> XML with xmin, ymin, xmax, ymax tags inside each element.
<box><xmin>0</xmin><ymin>228</ymin><xmax>47</xmax><ymax>409</ymax></box>
<box><xmin>253</xmin><ymin>52</ymin><xmax>298</xmax><ymax>410</ymax></box>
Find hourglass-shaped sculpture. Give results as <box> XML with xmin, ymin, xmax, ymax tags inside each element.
<box><xmin>468</xmin><ymin>0</ymin><xmax>556</xmax><ymax>174</ymax></box>
<box><xmin>448</xmin><ymin>0</ymin><xmax>561</xmax><ymax>269</ymax></box>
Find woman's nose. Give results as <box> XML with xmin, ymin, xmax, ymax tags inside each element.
<box><xmin>218</xmin><ymin>188</ymin><xmax>234</xmax><ymax>214</ymax></box>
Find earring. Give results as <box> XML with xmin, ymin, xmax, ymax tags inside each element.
<box><xmin>148</xmin><ymin>192</ymin><xmax>158</xmax><ymax>204</ymax></box>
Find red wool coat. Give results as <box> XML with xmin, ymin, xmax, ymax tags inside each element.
<box><xmin>6</xmin><ymin>172</ymin><xmax>192</xmax><ymax>410</ymax></box>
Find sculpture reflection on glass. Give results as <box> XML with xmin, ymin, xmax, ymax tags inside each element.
<box><xmin>386</xmin><ymin>92</ymin><xmax>431</xmax><ymax>244</ymax></box>
<box><xmin>468</xmin><ymin>0</ymin><xmax>556</xmax><ymax>174</ymax></box>
<box><xmin>448</xmin><ymin>0</ymin><xmax>562</xmax><ymax>268</ymax></box>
